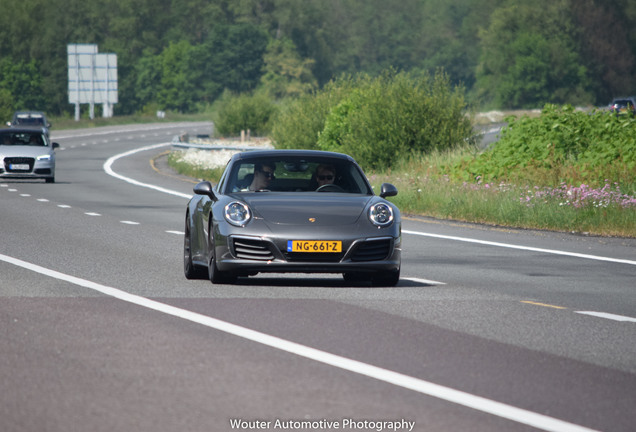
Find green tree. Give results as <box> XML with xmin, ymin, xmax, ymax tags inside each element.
<box><xmin>215</xmin><ymin>90</ymin><xmax>277</xmax><ymax>136</ymax></box>
<box><xmin>274</xmin><ymin>70</ymin><xmax>473</xmax><ymax>170</ymax></box>
<box><xmin>135</xmin><ymin>51</ymin><xmax>163</xmax><ymax>112</ymax></box>
<box><xmin>571</xmin><ymin>0</ymin><xmax>636</xmax><ymax>103</ymax></box>
<box><xmin>0</xmin><ymin>88</ymin><xmax>13</xmax><ymax>122</ymax></box>
<box><xmin>213</xmin><ymin>23</ymin><xmax>268</xmax><ymax>94</ymax></box>
<box><xmin>0</xmin><ymin>58</ymin><xmax>45</xmax><ymax>111</ymax></box>
<box><xmin>157</xmin><ymin>41</ymin><xmax>198</xmax><ymax>112</ymax></box>
<box><xmin>476</xmin><ymin>1</ymin><xmax>592</xmax><ymax>108</ymax></box>
<box><xmin>260</xmin><ymin>38</ymin><xmax>317</xmax><ymax>99</ymax></box>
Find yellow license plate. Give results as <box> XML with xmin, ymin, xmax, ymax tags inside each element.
<box><xmin>287</xmin><ymin>240</ymin><xmax>342</xmax><ymax>253</ymax></box>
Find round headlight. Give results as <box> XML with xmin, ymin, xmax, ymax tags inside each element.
<box><xmin>369</xmin><ymin>203</ymin><xmax>394</xmax><ymax>227</ymax></box>
<box><xmin>224</xmin><ymin>201</ymin><xmax>251</xmax><ymax>227</ymax></box>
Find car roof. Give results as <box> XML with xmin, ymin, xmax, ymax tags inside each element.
<box><xmin>231</xmin><ymin>149</ymin><xmax>357</xmax><ymax>162</ymax></box>
<box><xmin>13</xmin><ymin>111</ymin><xmax>47</xmax><ymax>117</ymax></box>
<box><xmin>611</xmin><ymin>97</ymin><xmax>636</xmax><ymax>103</ymax></box>
<box><xmin>0</xmin><ymin>126</ymin><xmax>47</xmax><ymax>134</ymax></box>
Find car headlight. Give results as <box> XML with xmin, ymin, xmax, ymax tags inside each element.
<box><xmin>224</xmin><ymin>201</ymin><xmax>251</xmax><ymax>227</ymax></box>
<box><xmin>36</xmin><ymin>154</ymin><xmax>51</xmax><ymax>161</ymax></box>
<box><xmin>369</xmin><ymin>203</ymin><xmax>394</xmax><ymax>227</ymax></box>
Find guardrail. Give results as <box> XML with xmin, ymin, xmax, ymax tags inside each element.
<box><xmin>171</xmin><ymin>133</ymin><xmax>272</xmax><ymax>152</ymax></box>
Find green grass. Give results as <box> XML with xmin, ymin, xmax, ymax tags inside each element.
<box><xmin>166</xmin><ymin>144</ymin><xmax>635</xmax><ymax>237</ymax></box>
<box><xmin>368</xmin><ymin>148</ymin><xmax>636</xmax><ymax>238</ymax></box>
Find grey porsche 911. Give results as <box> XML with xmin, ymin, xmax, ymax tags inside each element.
<box><xmin>184</xmin><ymin>149</ymin><xmax>401</xmax><ymax>286</ymax></box>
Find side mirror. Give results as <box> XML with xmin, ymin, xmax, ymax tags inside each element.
<box><xmin>52</xmin><ymin>142</ymin><xmax>60</xmax><ymax>149</ymax></box>
<box><xmin>193</xmin><ymin>181</ymin><xmax>217</xmax><ymax>201</ymax></box>
<box><xmin>379</xmin><ymin>183</ymin><xmax>398</xmax><ymax>198</ymax></box>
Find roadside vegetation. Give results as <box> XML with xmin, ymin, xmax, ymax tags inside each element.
<box><xmin>169</xmin><ymin>72</ymin><xmax>635</xmax><ymax>238</ymax></box>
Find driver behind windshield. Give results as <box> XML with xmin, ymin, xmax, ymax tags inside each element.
<box><xmin>314</xmin><ymin>164</ymin><xmax>336</xmax><ymax>189</ymax></box>
<box><xmin>248</xmin><ymin>161</ymin><xmax>276</xmax><ymax>191</ymax></box>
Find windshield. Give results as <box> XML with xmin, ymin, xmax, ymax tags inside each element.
<box><xmin>0</xmin><ymin>131</ymin><xmax>48</xmax><ymax>147</ymax></box>
<box><xmin>222</xmin><ymin>155</ymin><xmax>373</xmax><ymax>195</ymax></box>
<box><xmin>14</xmin><ymin>116</ymin><xmax>46</xmax><ymax>126</ymax></box>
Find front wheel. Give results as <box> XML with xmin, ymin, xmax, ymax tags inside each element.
<box><xmin>371</xmin><ymin>268</ymin><xmax>400</xmax><ymax>287</ymax></box>
<box><xmin>208</xmin><ymin>226</ymin><xmax>237</xmax><ymax>284</ymax></box>
<box><xmin>184</xmin><ymin>214</ymin><xmax>207</xmax><ymax>280</ymax></box>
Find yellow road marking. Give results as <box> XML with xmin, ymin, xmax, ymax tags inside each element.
<box><xmin>150</xmin><ymin>150</ymin><xmax>199</xmax><ymax>184</ymax></box>
<box><xmin>521</xmin><ymin>300</ymin><xmax>567</xmax><ymax>310</ymax></box>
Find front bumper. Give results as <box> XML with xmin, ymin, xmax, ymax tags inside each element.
<box><xmin>217</xmin><ymin>234</ymin><xmax>401</xmax><ymax>274</ymax></box>
<box><xmin>0</xmin><ymin>157</ymin><xmax>55</xmax><ymax>180</ymax></box>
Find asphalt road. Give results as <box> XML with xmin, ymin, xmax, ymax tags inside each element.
<box><xmin>1</xmin><ymin>123</ymin><xmax>635</xmax><ymax>432</ymax></box>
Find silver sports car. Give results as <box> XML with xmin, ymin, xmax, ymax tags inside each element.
<box><xmin>0</xmin><ymin>127</ymin><xmax>58</xmax><ymax>183</ymax></box>
<box><xmin>184</xmin><ymin>150</ymin><xmax>401</xmax><ymax>286</ymax></box>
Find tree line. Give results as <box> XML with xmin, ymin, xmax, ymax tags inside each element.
<box><xmin>0</xmin><ymin>0</ymin><xmax>634</xmax><ymax>119</ymax></box>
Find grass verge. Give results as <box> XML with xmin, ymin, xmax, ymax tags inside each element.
<box><xmin>368</xmin><ymin>149</ymin><xmax>635</xmax><ymax>238</ymax></box>
<box><xmin>167</xmin><ymin>145</ymin><xmax>635</xmax><ymax>237</ymax></box>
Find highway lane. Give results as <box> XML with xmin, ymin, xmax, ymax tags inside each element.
<box><xmin>1</xmin><ymin>123</ymin><xmax>635</xmax><ymax>432</ymax></box>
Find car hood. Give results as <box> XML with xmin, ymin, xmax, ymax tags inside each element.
<box><xmin>240</xmin><ymin>193</ymin><xmax>373</xmax><ymax>226</ymax></box>
<box><xmin>0</xmin><ymin>145</ymin><xmax>53</xmax><ymax>158</ymax></box>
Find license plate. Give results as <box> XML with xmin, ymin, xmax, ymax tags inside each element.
<box><xmin>10</xmin><ymin>164</ymin><xmax>30</xmax><ymax>170</ymax></box>
<box><xmin>287</xmin><ymin>240</ymin><xmax>342</xmax><ymax>253</ymax></box>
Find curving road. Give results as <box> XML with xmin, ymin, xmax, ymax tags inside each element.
<box><xmin>1</xmin><ymin>123</ymin><xmax>635</xmax><ymax>432</ymax></box>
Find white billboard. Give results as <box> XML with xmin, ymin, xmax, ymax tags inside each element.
<box><xmin>68</xmin><ymin>44</ymin><xmax>118</xmax><ymax>118</ymax></box>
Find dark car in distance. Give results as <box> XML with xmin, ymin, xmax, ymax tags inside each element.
<box><xmin>184</xmin><ymin>150</ymin><xmax>402</xmax><ymax>286</ymax></box>
<box><xmin>7</xmin><ymin>111</ymin><xmax>52</xmax><ymax>136</ymax></box>
<box><xmin>608</xmin><ymin>97</ymin><xmax>636</xmax><ymax>116</ymax></box>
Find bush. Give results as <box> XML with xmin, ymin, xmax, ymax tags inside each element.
<box><xmin>271</xmin><ymin>69</ymin><xmax>474</xmax><ymax>170</ymax></box>
<box><xmin>271</xmin><ymin>77</ymin><xmax>357</xmax><ymax>151</ymax></box>
<box><xmin>454</xmin><ymin>104</ymin><xmax>636</xmax><ymax>191</ymax></box>
<box><xmin>215</xmin><ymin>91</ymin><xmax>277</xmax><ymax>136</ymax></box>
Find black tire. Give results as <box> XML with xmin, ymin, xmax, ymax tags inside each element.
<box><xmin>184</xmin><ymin>214</ymin><xmax>208</xmax><ymax>279</ymax></box>
<box><xmin>343</xmin><ymin>272</ymin><xmax>370</xmax><ymax>285</ymax></box>
<box><xmin>371</xmin><ymin>268</ymin><xmax>400</xmax><ymax>287</ymax></box>
<box><xmin>207</xmin><ymin>224</ymin><xmax>237</xmax><ymax>284</ymax></box>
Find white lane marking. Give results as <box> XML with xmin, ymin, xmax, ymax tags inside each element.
<box><xmin>575</xmin><ymin>311</ymin><xmax>636</xmax><ymax>322</ymax></box>
<box><xmin>103</xmin><ymin>143</ymin><xmax>192</xmax><ymax>199</ymax></box>
<box><xmin>402</xmin><ymin>277</ymin><xmax>446</xmax><ymax>285</ymax></box>
<box><xmin>85</xmin><ymin>212</ymin><xmax>101</xmax><ymax>217</ymax></box>
<box><xmin>403</xmin><ymin>230</ymin><xmax>636</xmax><ymax>266</ymax></box>
<box><xmin>20</xmin><ymin>194</ymin><xmax>31</xmax><ymax>197</ymax></box>
<box><xmin>166</xmin><ymin>230</ymin><xmax>184</xmax><ymax>235</ymax></box>
<box><xmin>120</xmin><ymin>220</ymin><xmax>140</xmax><ymax>225</ymax></box>
<box><xmin>0</xmin><ymin>252</ymin><xmax>600</xmax><ymax>432</ymax></box>
<box><xmin>8</xmin><ymin>188</ymin><xmax>17</xmax><ymax>192</ymax></box>
<box><xmin>57</xmin><ymin>204</ymin><xmax>71</xmax><ymax>209</ymax></box>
